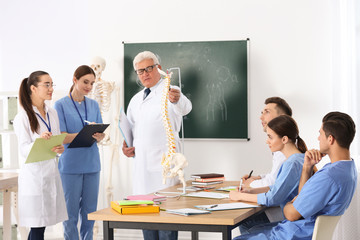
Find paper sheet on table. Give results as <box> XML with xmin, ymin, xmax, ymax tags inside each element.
<box><xmin>26</xmin><ymin>133</ymin><xmax>67</xmax><ymax>163</ymax></box>
<box><xmin>185</xmin><ymin>192</ymin><xmax>229</xmax><ymax>199</ymax></box>
<box><xmin>166</xmin><ymin>208</ymin><xmax>211</xmax><ymax>216</ymax></box>
<box><xmin>195</xmin><ymin>202</ymin><xmax>259</xmax><ymax>211</ymax></box>
<box><xmin>118</xmin><ymin>108</ymin><xmax>133</xmax><ymax>147</ymax></box>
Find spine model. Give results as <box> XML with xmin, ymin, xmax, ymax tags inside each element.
<box><xmin>161</xmin><ymin>72</ymin><xmax>176</xmax><ymax>184</ymax></box>
<box><xmin>159</xmin><ymin>69</ymin><xmax>188</xmax><ymax>191</ymax></box>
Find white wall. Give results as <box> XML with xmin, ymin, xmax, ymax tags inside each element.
<box><xmin>1</xmin><ymin>0</ymin><xmax>341</xmax><ymax>238</ymax></box>
<box><xmin>85</xmin><ymin>0</ymin><xmax>335</xmax><ymax>199</ymax></box>
<box><xmin>0</xmin><ymin>0</ymin><xmax>90</xmax><ymax>92</ymax></box>
<box><xmin>0</xmin><ymin>0</ymin><xmax>337</xmax><ymax>204</ymax></box>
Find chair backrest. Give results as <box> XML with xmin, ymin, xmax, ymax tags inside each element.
<box><xmin>312</xmin><ymin>215</ymin><xmax>342</xmax><ymax>240</ymax></box>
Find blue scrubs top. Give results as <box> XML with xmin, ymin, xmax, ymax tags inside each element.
<box><xmin>243</xmin><ymin>160</ymin><xmax>357</xmax><ymax>240</ymax></box>
<box><xmin>258</xmin><ymin>153</ymin><xmax>304</xmax><ymax>209</ymax></box>
<box><xmin>54</xmin><ymin>96</ymin><xmax>103</xmax><ymax>174</ymax></box>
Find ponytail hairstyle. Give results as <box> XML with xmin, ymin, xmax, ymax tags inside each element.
<box><xmin>267</xmin><ymin>115</ymin><xmax>307</xmax><ymax>153</ymax></box>
<box><xmin>69</xmin><ymin>65</ymin><xmax>96</xmax><ymax>94</ymax></box>
<box><xmin>19</xmin><ymin>71</ymin><xmax>49</xmax><ymax>133</ymax></box>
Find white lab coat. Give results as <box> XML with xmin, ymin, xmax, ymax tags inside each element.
<box><xmin>127</xmin><ymin>79</ymin><xmax>192</xmax><ymax>195</ymax></box>
<box><xmin>250</xmin><ymin>151</ymin><xmax>286</xmax><ymax>188</ymax></box>
<box><xmin>13</xmin><ymin>105</ymin><xmax>68</xmax><ymax>227</ymax></box>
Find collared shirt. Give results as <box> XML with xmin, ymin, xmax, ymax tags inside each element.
<box><xmin>257</xmin><ymin>153</ymin><xmax>304</xmax><ymax>209</ymax></box>
<box><xmin>251</xmin><ymin>151</ymin><xmax>287</xmax><ymax>188</ymax></box>
<box><xmin>54</xmin><ymin>96</ymin><xmax>103</xmax><ymax>174</ymax></box>
<box><xmin>241</xmin><ymin>160</ymin><xmax>357</xmax><ymax>240</ymax></box>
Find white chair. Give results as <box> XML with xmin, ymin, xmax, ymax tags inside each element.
<box><xmin>312</xmin><ymin>215</ymin><xmax>342</xmax><ymax>240</ymax></box>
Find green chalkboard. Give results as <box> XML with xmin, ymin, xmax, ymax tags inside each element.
<box><xmin>124</xmin><ymin>40</ymin><xmax>248</xmax><ymax>139</ymax></box>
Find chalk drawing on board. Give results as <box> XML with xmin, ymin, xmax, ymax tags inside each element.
<box><xmin>203</xmin><ymin>62</ymin><xmax>240</xmax><ymax>122</ymax></box>
<box><xmin>206</xmin><ymin>82</ymin><xmax>227</xmax><ymax>121</ymax></box>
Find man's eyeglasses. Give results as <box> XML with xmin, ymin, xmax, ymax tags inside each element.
<box><xmin>135</xmin><ymin>64</ymin><xmax>158</xmax><ymax>75</ymax></box>
<box><xmin>38</xmin><ymin>83</ymin><xmax>56</xmax><ymax>89</ymax></box>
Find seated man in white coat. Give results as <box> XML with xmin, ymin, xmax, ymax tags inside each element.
<box><xmin>122</xmin><ymin>51</ymin><xmax>192</xmax><ymax>240</ymax></box>
<box><xmin>243</xmin><ymin>97</ymin><xmax>292</xmax><ymax>188</ymax></box>
<box><xmin>238</xmin><ymin>97</ymin><xmax>293</xmax><ymax>234</ymax></box>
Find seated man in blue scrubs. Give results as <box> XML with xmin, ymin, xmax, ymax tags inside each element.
<box><xmin>234</xmin><ymin>111</ymin><xmax>358</xmax><ymax>240</ymax></box>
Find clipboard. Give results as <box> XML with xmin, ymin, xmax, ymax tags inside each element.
<box><xmin>26</xmin><ymin>133</ymin><xmax>67</xmax><ymax>164</ymax></box>
<box><xmin>68</xmin><ymin>123</ymin><xmax>109</xmax><ymax>148</ymax></box>
<box><xmin>118</xmin><ymin>108</ymin><xmax>133</xmax><ymax>147</ymax></box>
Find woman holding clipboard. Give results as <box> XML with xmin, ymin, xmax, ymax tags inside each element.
<box><xmin>54</xmin><ymin>65</ymin><xmax>104</xmax><ymax>240</ymax></box>
<box><xmin>13</xmin><ymin>71</ymin><xmax>67</xmax><ymax>240</ymax></box>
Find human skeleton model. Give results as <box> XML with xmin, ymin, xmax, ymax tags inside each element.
<box><xmin>90</xmin><ymin>56</ymin><xmax>115</xmax><ymax>115</ymax></box>
<box><xmin>89</xmin><ymin>57</ymin><xmax>119</xmax><ymax>205</ymax></box>
<box><xmin>90</xmin><ymin>57</ymin><xmax>121</xmax><ymax>237</ymax></box>
<box><xmin>159</xmin><ymin>69</ymin><xmax>188</xmax><ymax>192</ymax></box>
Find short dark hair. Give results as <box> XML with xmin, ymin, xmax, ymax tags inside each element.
<box><xmin>322</xmin><ymin>112</ymin><xmax>356</xmax><ymax>149</ymax></box>
<box><xmin>265</xmin><ymin>97</ymin><xmax>292</xmax><ymax>116</ymax></box>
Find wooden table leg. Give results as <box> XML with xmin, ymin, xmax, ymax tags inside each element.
<box><xmin>103</xmin><ymin>221</ymin><xmax>114</xmax><ymax>240</ymax></box>
<box><xmin>3</xmin><ymin>189</ymin><xmax>11</xmax><ymax>240</ymax></box>
<box><xmin>191</xmin><ymin>231</ymin><xmax>199</xmax><ymax>240</ymax></box>
<box><xmin>12</xmin><ymin>190</ymin><xmax>28</xmax><ymax>240</ymax></box>
<box><xmin>222</xmin><ymin>227</ymin><xmax>231</xmax><ymax>240</ymax></box>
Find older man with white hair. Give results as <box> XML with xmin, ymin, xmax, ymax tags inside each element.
<box><xmin>122</xmin><ymin>51</ymin><xmax>192</xmax><ymax>240</ymax></box>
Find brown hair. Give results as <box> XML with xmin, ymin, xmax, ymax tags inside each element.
<box><xmin>267</xmin><ymin>115</ymin><xmax>307</xmax><ymax>153</ymax></box>
<box><xmin>322</xmin><ymin>112</ymin><xmax>356</xmax><ymax>149</ymax></box>
<box><xmin>265</xmin><ymin>97</ymin><xmax>292</xmax><ymax>116</ymax></box>
<box><xmin>69</xmin><ymin>65</ymin><xmax>96</xmax><ymax>93</ymax></box>
<box><xmin>19</xmin><ymin>71</ymin><xmax>49</xmax><ymax>133</ymax></box>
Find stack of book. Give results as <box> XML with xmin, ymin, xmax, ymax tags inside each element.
<box><xmin>191</xmin><ymin>173</ymin><xmax>225</xmax><ymax>185</ymax></box>
<box><xmin>111</xmin><ymin>200</ymin><xmax>160</xmax><ymax>214</ymax></box>
<box><xmin>126</xmin><ymin>194</ymin><xmax>166</xmax><ymax>204</ymax></box>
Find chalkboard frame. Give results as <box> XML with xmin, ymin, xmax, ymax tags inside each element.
<box><xmin>123</xmin><ymin>40</ymin><xmax>249</xmax><ymax>140</ymax></box>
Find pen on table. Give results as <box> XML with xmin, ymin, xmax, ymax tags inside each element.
<box><xmin>209</xmin><ymin>204</ymin><xmax>218</xmax><ymax>209</ymax></box>
<box><xmin>248</xmin><ymin>170</ymin><xmax>253</xmax><ymax>179</ymax></box>
<box><xmin>239</xmin><ymin>178</ymin><xmax>243</xmax><ymax>191</ymax></box>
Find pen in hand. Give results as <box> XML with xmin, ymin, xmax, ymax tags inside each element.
<box><xmin>248</xmin><ymin>170</ymin><xmax>253</xmax><ymax>179</ymax></box>
<box><xmin>239</xmin><ymin>178</ymin><xmax>243</xmax><ymax>191</ymax></box>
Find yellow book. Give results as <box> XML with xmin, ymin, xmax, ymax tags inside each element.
<box><xmin>111</xmin><ymin>201</ymin><xmax>160</xmax><ymax>215</ymax></box>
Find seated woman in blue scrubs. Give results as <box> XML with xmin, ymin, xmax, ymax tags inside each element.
<box><xmin>230</xmin><ymin>115</ymin><xmax>307</xmax><ymax>233</ymax></box>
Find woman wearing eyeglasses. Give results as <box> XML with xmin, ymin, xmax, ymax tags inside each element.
<box><xmin>13</xmin><ymin>71</ymin><xmax>67</xmax><ymax>240</ymax></box>
<box><xmin>54</xmin><ymin>65</ymin><xmax>104</xmax><ymax>240</ymax></box>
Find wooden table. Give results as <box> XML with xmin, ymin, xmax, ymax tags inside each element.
<box><xmin>88</xmin><ymin>181</ymin><xmax>264</xmax><ymax>240</ymax></box>
<box><xmin>0</xmin><ymin>171</ymin><xmax>18</xmax><ymax>240</ymax></box>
